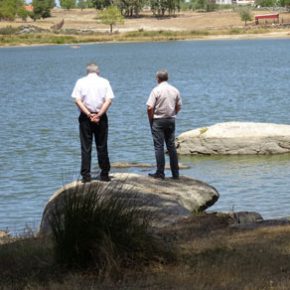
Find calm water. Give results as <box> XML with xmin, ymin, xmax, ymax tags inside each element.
<box><xmin>1</xmin><ymin>39</ymin><xmax>290</xmax><ymax>232</ymax></box>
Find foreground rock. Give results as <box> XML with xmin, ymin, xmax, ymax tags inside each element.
<box><xmin>39</xmin><ymin>173</ymin><xmax>219</xmax><ymax>235</ymax></box>
<box><xmin>176</xmin><ymin>122</ymin><xmax>290</xmax><ymax>155</ymax></box>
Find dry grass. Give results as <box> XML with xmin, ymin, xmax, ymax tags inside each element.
<box><xmin>1</xmin><ymin>213</ymin><xmax>290</xmax><ymax>289</ymax></box>
<box><xmin>1</xmin><ymin>8</ymin><xmax>290</xmax><ymax>40</ymax></box>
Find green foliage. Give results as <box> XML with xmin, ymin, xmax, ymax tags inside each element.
<box><xmin>255</xmin><ymin>0</ymin><xmax>276</xmax><ymax>6</ymax></box>
<box><xmin>150</xmin><ymin>0</ymin><xmax>180</xmax><ymax>16</ymax></box>
<box><xmin>60</xmin><ymin>0</ymin><xmax>76</xmax><ymax>9</ymax></box>
<box><xmin>31</xmin><ymin>0</ymin><xmax>54</xmax><ymax>19</ymax></box>
<box><xmin>91</xmin><ymin>0</ymin><xmax>111</xmax><ymax>9</ymax></box>
<box><xmin>0</xmin><ymin>0</ymin><xmax>27</xmax><ymax>21</ymax></box>
<box><xmin>98</xmin><ymin>5</ymin><xmax>124</xmax><ymax>33</ymax></box>
<box><xmin>77</xmin><ymin>0</ymin><xmax>94</xmax><ymax>9</ymax></box>
<box><xmin>192</xmin><ymin>0</ymin><xmax>217</xmax><ymax>11</ymax></box>
<box><xmin>114</xmin><ymin>0</ymin><xmax>145</xmax><ymax>17</ymax></box>
<box><xmin>239</xmin><ymin>7</ymin><xmax>252</xmax><ymax>26</ymax></box>
<box><xmin>279</xmin><ymin>0</ymin><xmax>290</xmax><ymax>6</ymax></box>
<box><xmin>0</xmin><ymin>25</ymin><xmax>18</xmax><ymax>34</ymax></box>
<box><xmin>49</xmin><ymin>184</ymin><xmax>168</xmax><ymax>272</ymax></box>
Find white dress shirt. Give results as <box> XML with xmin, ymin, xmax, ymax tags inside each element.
<box><xmin>71</xmin><ymin>73</ymin><xmax>114</xmax><ymax>112</ymax></box>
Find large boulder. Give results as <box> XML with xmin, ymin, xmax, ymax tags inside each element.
<box><xmin>176</xmin><ymin>122</ymin><xmax>290</xmax><ymax>155</ymax></box>
<box><xmin>39</xmin><ymin>173</ymin><xmax>219</xmax><ymax>235</ymax></box>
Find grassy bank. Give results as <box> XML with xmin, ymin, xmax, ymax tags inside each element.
<box><xmin>2</xmin><ymin>213</ymin><xmax>290</xmax><ymax>289</ymax></box>
<box><xmin>0</xmin><ymin>27</ymin><xmax>281</xmax><ymax>46</ymax></box>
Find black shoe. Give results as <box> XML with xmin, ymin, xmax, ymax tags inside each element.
<box><xmin>81</xmin><ymin>176</ymin><xmax>91</xmax><ymax>183</ymax></box>
<box><xmin>171</xmin><ymin>175</ymin><xmax>179</xmax><ymax>180</ymax></box>
<box><xmin>100</xmin><ymin>174</ymin><xmax>111</xmax><ymax>182</ymax></box>
<box><xmin>148</xmin><ymin>173</ymin><xmax>165</xmax><ymax>180</ymax></box>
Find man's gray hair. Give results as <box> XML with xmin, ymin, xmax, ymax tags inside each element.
<box><xmin>87</xmin><ymin>63</ymin><xmax>100</xmax><ymax>74</ymax></box>
<box><xmin>156</xmin><ymin>69</ymin><xmax>169</xmax><ymax>82</ymax></box>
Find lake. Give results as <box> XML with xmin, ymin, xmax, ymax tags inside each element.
<box><xmin>1</xmin><ymin>39</ymin><xmax>290</xmax><ymax>233</ymax></box>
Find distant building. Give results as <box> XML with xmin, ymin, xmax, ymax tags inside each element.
<box><xmin>24</xmin><ymin>5</ymin><xmax>33</xmax><ymax>12</ymax></box>
<box><xmin>215</xmin><ymin>0</ymin><xmax>233</xmax><ymax>4</ymax></box>
<box><xmin>232</xmin><ymin>0</ymin><xmax>255</xmax><ymax>4</ymax></box>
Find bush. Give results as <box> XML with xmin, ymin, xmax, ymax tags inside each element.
<box><xmin>0</xmin><ymin>25</ymin><xmax>18</xmax><ymax>35</ymax></box>
<box><xmin>49</xmin><ymin>184</ymin><xmax>170</xmax><ymax>274</ymax></box>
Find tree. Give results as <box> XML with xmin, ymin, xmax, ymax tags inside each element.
<box><xmin>0</xmin><ymin>0</ymin><xmax>28</xmax><ymax>21</ymax></box>
<box><xmin>150</xmin><ymin>0</ymin><xmax>180</xmax><ymax>16</ymax></box>
<box><xmin>60</xmin><ymin>0</ymin><xmax>76</xmax><ymax>9</ymax></box>
<box><xmin>255</xmin><ymin>0</ymin><xmax>275</xmax><ymax>6</ymax></box>
<box><xmin>31</xmin><ymin>0</ymin><xmax>54</xmax><ymax>20</ymax></box>
<box><xmin>115</xmin><ymin>0</ymin><xmax>145</xmax><ymax>17</ymax></box>
<box><xmin>77</xmin><ymin>0</ymin><xmax>94</xmax><ymax>9</ymax></box>
<box><xmin>98</xmin><ymin>5</ymin><xmax>124</xmax><ymax>33</ymax></box>
<box><xmin>239</xmin><ymin>8</ymin><xmax>252</xmax><ymax>26</ymax></box>
<box><xmin>91</xmin><ymin>0</ymin><xmax>111</xmax><ymax>9</ymax></box>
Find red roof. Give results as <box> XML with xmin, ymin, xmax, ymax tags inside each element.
<box><xmin>24</xmin><ymin>5</ymin><xmax>33</xmax><ymax>12</ymax></box>
<box><xmin>255</xmin><ymin>14</ymin><xmax>279</xmax><ymax>20</ymax></box>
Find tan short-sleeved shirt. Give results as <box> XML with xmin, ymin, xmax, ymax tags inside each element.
<box><xmin>146</xmin><ymin>81</ymin><xmax>182</xmax><ymax>119</ymax></box>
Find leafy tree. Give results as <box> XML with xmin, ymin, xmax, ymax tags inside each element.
<box><xmin>98</xmin><ymin>5</ymin><xmax>124</xmax><ymax>33</ymax></box>
<box><xmin>255</xmin><ymin>0</ymin><xmax>275</xmax><ymax>6</ymax></box>
<box><xmin>239</xmin><ymin>8</ymin><xmax>252</xmax><ymax>26</ymax></box>
<box><xmin>77</xmin><ymin>0</ymin><xmax>93</xmax><ymax>9</ymax></box>
<box><xmin>115</xmin><ymin>0</ymin><xmax>145</xmax><ymax>17</ymax></box>
<box><xmin>0</xmin><ymin>0</ymin><xmax>28</xmax><ymax>21</ymax></box>
<box><xmin>31</xmin><ymin>0</ymin><xmax>54</xmax><ymax>20</ymax></box>
<box><xmin>17</xmin><ymin>6</ymin><xmax>29</xmax><ymax>20</ymax></box>
<box><xmin>91</xmin><ymin>0</ymin><xmax>111</xmax><ymax>9</ymax></box>
<box><xmin>150</xmin><ymin>0</ymin><xmax>180</xmax><ymax>16</ymax></box>
<box><xmin>60</xmin><ymin>0</ymin><xmax>76</xmax><ymax>9</ymax></box>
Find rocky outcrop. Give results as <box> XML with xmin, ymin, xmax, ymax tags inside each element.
<box><xmin>39</xmin><ymin>173</ymin><xmax>219</xmax><ymax>235</ymax></box>
<box><xmin>176</xmin><ymin>122</ymin><xmax>290</xmax><ymax>155</ymax></box>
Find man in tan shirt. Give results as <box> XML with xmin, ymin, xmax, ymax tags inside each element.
<box><xmin>146</xmin><ymin>69</ymin><xmax>182</xmax><ymax>179</ymax></box>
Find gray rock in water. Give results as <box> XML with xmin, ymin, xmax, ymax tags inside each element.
<box><xmin>39</xmin><ymin>173</ymin><xmax>219</xmax><ymax>235</ymax></box>
<box><xmin>176</xmin><ymin>122</ymin><xmax>290</xmax><ymax>155</ymax></box>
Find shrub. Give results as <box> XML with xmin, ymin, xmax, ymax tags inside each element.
<box><xmin>0</xmin><ymin>25</ymin><xmax>18</xmax><ymax>35</ymax></box>
<box><xmin>49</xmin><ymin>184</ymin><xmax>170</xmax><ymax>274</ymax></box>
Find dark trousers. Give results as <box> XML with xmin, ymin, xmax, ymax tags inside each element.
<box><xmin>79</xmin><ymin>112</ymin><xmax>110</xmax><ymax>178</ymax></box>
<box><xmin>151</xmin><ymin>118</ymin><xmax>179</xmax><ymax>177</ymax></box>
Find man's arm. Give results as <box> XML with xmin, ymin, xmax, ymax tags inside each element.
<box><xmin>175</xmin><ymin>103</ymin><xmax>181</xmax><ymax>115</ymax></box>
<box><xmin>97</xmin><ymin>99</ymin><xmax>112</xmax><ymax>118</ymax></box>
<box><xmin>147</xmin><ymin>105</ymin><xmax>154</xmax><ymax>127</ymax></box>
<box><xmin>75</xmin><ymin>99</ymin><xmax>92</xmax><ymax>118</ymax></box>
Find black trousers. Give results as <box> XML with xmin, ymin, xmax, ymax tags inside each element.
<box><xmin>79</xmin><ymin>112</ymin><xmax>110</xmax><ymax>178</ymax></box>
<box><xmin>151</xmin><ymin>118</ymin><xmax>179</xmax><ymax>178</ymax></box>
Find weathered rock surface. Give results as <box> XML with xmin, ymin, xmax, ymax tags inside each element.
<box><xmin>39</xmin><ymin>173</ymin><xmax>219</xmax><ymax>235</ymax></box>
<box><xmin>176</xmin><ymin>122</ymin><xmax>290</xmax><ymax>155</ymax></box>
<box><xmin>111</xmin><ymin>162</ymin><xmax>190</xmax><ymax>169</ymax></box>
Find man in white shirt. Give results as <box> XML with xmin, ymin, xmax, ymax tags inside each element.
<box><xmin>71</xmin><ymin>63</ymin><xmax>114</xmax><ymax>182</ymax></box>
<box><xmin>146</xmin><ymin>69</ymin><xmax>182</xmax><ymax>180</ymax></box>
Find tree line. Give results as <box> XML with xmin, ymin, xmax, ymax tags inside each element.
<box><xmin>0</xmin><ymin>0</ymin><xmax>181</xmax><ymax>21</ymax></box>
<box><xmin>1</xmin><ymin>0</ymin><xmax>290</xmax><ymax>22</ymax></box>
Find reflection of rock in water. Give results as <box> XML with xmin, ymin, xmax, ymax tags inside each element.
<box><xmin>111</xmin><ymin>162</ymin><xmax>190</xmax><ymax>169</ymax></box>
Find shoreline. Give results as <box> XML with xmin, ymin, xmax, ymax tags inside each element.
<box><xmin>0</xmin><ymin>29</ymin><xmax>289</xmax><ymax>48</ymax></box>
